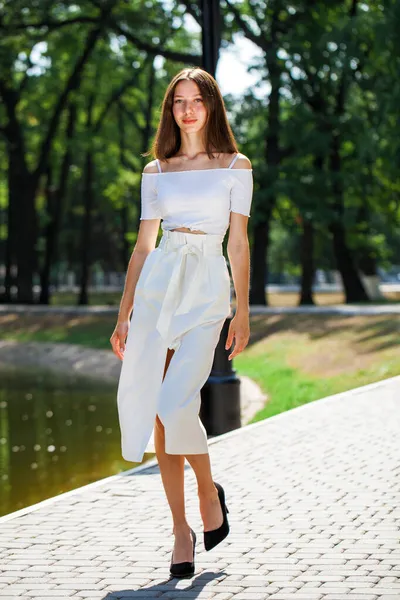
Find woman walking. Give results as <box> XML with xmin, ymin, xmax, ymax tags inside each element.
<box><xmin>110</xmin><ymin>67</ymin><xmax>253</xmax><ymax>578</ymax></box>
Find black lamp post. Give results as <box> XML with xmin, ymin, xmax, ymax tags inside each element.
<box><xmin>198</xmin><ymin>0</ymin><xmax>242</xmax><ymax>436</ymax></box>
<box><xmin>200</xmin><ymin>314</ymin><xmax>241</xmax><ymax>435</ymax></box>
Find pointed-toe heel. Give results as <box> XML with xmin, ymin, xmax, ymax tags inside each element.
<box><xmin>169</xmin><ymin>527</ymin><xmax>196</xmax><ymax>578</ymax></box>
<box><xmin>203</xmin><ymin>481</ymin><xmax>230</xmax><ymax>552</ymax></box>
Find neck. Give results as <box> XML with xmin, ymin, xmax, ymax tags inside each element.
<box><xmin>177</xmin><ymin>133</ymin><xmax>207</xmax><ymax>161</ymax></box>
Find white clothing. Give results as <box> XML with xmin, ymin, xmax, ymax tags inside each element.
<box><xmin>140</xmin><ymin>153</ymin><xmax>253</xmax><ymax>235</ymax></box>
<box><xmin>117</xmin><ymin>229</ymin><xmax>231</xmax><ymax>462</ymax></box>
<box><xmin>116</xmin><ymin>153</ymin><xmax>253</xmax><ymax>463</ymax></box>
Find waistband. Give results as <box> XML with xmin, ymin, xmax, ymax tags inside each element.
<box><xmin>159</xmin><ymin>229</ymin><xmax>223</xmax><ymax>256</ymax></box>
<box><xmin>154</xmin><ymin>230</ymin><xmax>224</xmax><ymax>343</ymax></box>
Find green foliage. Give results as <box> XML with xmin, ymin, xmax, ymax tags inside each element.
<box><xmin>0</xmin><ymin>0</ymin><xmax>399</xmax><ymax>293</ymax></box>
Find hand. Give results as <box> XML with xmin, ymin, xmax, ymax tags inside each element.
<box><xmin>225</xmin><ymin>312</ymin><xmax>250</xmax><ymax>360</ymax></box>
<box><xmin>110</xmin><ymin>320</ymin><xmax>130</xmax><ymax>361</ymax></box>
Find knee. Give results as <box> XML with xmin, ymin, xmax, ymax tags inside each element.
<box><xmin>162</xmin><ymin>348</ymin><xmax>175</xmax><ymax>381</ymax></box>
<box><xmin>155</xmin><ymin>414</ymin><xmax>165</xmax><ymax>438</ymax></box>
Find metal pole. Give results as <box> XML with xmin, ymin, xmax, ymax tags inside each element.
<box><xmin>198</xmin><ymin>0</ymin><xmax>242</xmax><ymax>436</ymax></box>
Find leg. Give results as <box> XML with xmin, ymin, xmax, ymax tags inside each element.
<box><xmin>158</xmin><ymin>320</ymin><xmax>225</xmax><ymax>456</ymax></box>
<box><xmin>184</xmin><ymin>453</ymin><xmax>224</xmax><ymax>533</ymax></box>
<box><xmin>159</xmin><ymin>321</ymin><xmax>227</xmax><ymax>535</ymax></box>
<box><xmin>154</xmin><ymin>348</ymin><xmax>194</xmax><ymax>565</ymax></box>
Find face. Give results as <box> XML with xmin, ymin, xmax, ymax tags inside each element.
<box><xmin>172</xmin><ymin>79</ymin><xmax>207</xmax><ymax>132</ymax></box>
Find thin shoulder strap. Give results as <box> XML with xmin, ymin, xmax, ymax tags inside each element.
<box><xmin>155</xmin><ymin>158</ymin><xmax>162</xmax><ymax>173</ymax></box>
<box><xmin>228</xmin><ymin>153</ymin><xmax>240</xmax><ymax>169</ymax></box>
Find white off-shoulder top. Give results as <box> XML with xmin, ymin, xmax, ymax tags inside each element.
<box><xmin>140</xmin><ymin>153</ymin><xmax>253</xmax><ymax>236</ymax></box>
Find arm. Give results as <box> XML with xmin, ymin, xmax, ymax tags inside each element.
<box><xmin>110</xmin><ymin>161</ymin><xmax>160</xmax><ymax>360</ymax></box>
<box><xmin>227</xmin><ymin>214</ymin><xmax>250</xmax><ymax>316</ymax></box>
<box><xmin>225</xmin><ymin>155</ymin><xmax>253</xmax><ymax>360</ymax></box>
<box><xmin>225</xmin><ymin>213</ymin><xmax>251</xmax><ymax>360</ymax></box>
<box><xmin>117</xmin><ymin>218</ymin><xmax>160</xmax><ymax>323</ymax></box>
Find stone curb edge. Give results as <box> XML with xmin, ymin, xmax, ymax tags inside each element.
<box><xmin>0</xmin><ymin>303</ymin><xmax>399</xmax><ymax>315</ymax></box>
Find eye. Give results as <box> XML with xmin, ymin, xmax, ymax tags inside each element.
<box><xmin>195</xmin><ymin>98</ymin><xmax>203</xmax><ymax>102</ymax></box>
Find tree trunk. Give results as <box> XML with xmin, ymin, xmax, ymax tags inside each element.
<box><xmin>329</xmin><ymin>133</ymin><xmax>369</xmax><ymax>303</ymax></box>
<box><xmin>356</xmin><ymin>241</ymin><xmax>383</xmax><ymax>301</ymax></box>
<box><xmin>78</xmin><ymin>94</ymin><xmax>95</xmax><ymax>306</ymax></box>
<box><xmin>299</xmin><ymin>219</ymin><xmax>315</xmax><ymax>305</ymax></box>
<box><xmin>250</xmin><ymin>217</ymin><xmax>271</xmax><ymax>305</ymax></box>
<box><xmin>78</xmin><ymin>151</ymin><xmax>94</xmax><ymax>306</ymax></box>
<box><xmin>39</xmin><ymin>167</ymin><xmax>55</xmax><ymax>304</ymax></box>
<box><xmin>329</xmin><ymin>222</ymin><xmax>369</xmax><ymax>302</ymax></box>
<box><xmin>15</xmin><ymin>178</ymin><xmax>37</xmax><ymax>303</ymax></box>
<box><xmin>0</xmin><ymin>109</ymin><xmax>36</xmax><ymax>303</ymax></box>
<box><xmin>39</xmin><ymin>103</ymin><xmax>77</xmax><ymax>304</ymax></box>
<box><xmin>2</xmin><ymin>149</ymin><xmax>25</xmax><ymax>303</ymax></box>
<box><xmin>2</xmin><ymin>198</ymin><xmax>14</xmax><ymax>303</ymax></box>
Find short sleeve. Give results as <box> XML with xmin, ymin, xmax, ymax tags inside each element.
<box><xmin>140</xmin><ymin>174</ymin><xmax>161</xmax><ymax>220</ymax></box>
<box><xmin>229</xmin><ymin>169</ymin><xmax>253</xmax><ymax>217</ymax></box>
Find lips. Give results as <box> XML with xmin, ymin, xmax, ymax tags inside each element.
<box><xmin>183</xmin><ymin>119</ymin><xmax>197</xmax><ymax>123</ymax></box>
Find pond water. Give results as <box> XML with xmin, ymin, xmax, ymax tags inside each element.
<box><xmin>0</xmin><ymin>366</ymin><xmax>154</xmax><ymax>518</ymax></box>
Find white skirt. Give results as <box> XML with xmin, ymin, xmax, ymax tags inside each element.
<box><xmin>116</xmin><ymin>229</ymin><xmax>231</xmax><ymax>463</ymax></box>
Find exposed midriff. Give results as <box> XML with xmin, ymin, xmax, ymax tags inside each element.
<box><xmin>171</xmin><ymin>227</ymin><xmax>206</xmax><ymax>234</ymax></box>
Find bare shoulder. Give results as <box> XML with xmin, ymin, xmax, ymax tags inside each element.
<box><xmin>232</xmin><ymin>153</ymin><xmax>252</xmax><ymax>170</ymax></box>
<box><xmin>142</xmin><ymin>160</ymin><xmax>159</xmax><ymax>174</ymax></box>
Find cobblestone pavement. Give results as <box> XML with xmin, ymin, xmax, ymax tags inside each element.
<box><xmin>0</xmin><ymin>376</ymin><xmax>399</xmax><ymax>600</ymax></box>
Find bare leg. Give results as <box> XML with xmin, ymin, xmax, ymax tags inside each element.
<box><xmin>156</xmin><ymin>322</ymin><xmax>226</xmax><ymax>534</ymax></box>
<box><xmin>154</xmin><ymin>348</ymin><xmax>194</xmax><ymax>564</ymax></box>
<box><xmin>184</xmin><ymin>453</ymin><xmax>224</xmax><ymax>532</ymax></box>
<box><xmin>154</xmin><ymin>345</ymin><xmax>224</xmax><ymax>562</ymax></box>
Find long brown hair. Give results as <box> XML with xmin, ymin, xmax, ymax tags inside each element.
<box><xmin>142</xmin><ymin>67</ymin><xmax>239</xmax><ymax>162</ymax></box>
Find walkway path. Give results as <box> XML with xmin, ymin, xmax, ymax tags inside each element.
<box><xmin>0</xmin><ymin>376</ymin><xmax>399</xmax><ymax>599</ymax></box>
<box><xmin>1</xmin><ymin>303</ymin><xmax>399</xmax><ymax>315</ymax></box>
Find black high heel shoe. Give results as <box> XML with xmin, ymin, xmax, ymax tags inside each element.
<box><xmin>170</xmin><ymin>527</ymin><xmax>196</xmax><ymax>578</ymax></box>
<box><xmin>204</xmin><ymin>481</ymin><xmax>230</xmax><ymax>551</ymax></box>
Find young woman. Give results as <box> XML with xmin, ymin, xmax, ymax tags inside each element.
<box><xmin>110</xmin><ymin>67</ymin><xmax>253</xmax><ymax>578</ymax></box>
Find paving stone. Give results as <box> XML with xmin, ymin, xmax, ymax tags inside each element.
<box><xmin>323</xmin><ymin>596</ymin><xmax>378</xmax><ymax>600</ymax></box>
<box><xmin>269</xmin><ymin>594</ymin><xmax>323</xmax><ymax>600</ymax></box>
<box><xmin>23</xmin><ymin>592</ymin><xmax>78</xmax><ymax>597</ymax></box>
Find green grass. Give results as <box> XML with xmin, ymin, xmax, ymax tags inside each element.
<box><xmin>234</xmin><ymin>332</ymin><xmax>399</xmax><ymax>424</ymax></box>
<box><xmin>236</xmin><ymin>348</ymin><xmax>332</xmax><ymax>420</ymax></box>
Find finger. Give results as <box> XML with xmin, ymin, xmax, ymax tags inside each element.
<box><xmin>115</xmin><ymin>343</ymin><xmax>124</xmax><ymax>361</ymax></box>
<box><xmin>111</xmin><ymin>338</ymin><xmax>124</xmax><ymax>360</ymax></box>
<box><xmin>225</xmin><ymin>330</ymin><xmax>235</xmax><ymax>349</ymax></box>
<box><xmin>228</xmin><ymin>340</ymin><xmax>245</xmax><ymax>360</ymax></box>
<box><xmin>227</xmin><ymin>336</ymin><xmax>236</xmax><ymax>359</ymax></box>
<box><xmin>117</xmin><ymin>338</ymin><xmax>126</xmax><ymax>357</ymax></box>
<box><xmin>229</xmin><ymin>348</ymin><xmax>242</xmax><ymax>360</ymax></box>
